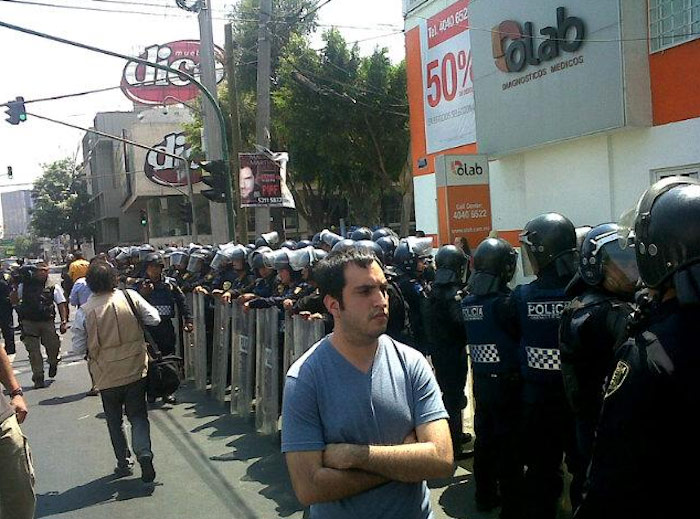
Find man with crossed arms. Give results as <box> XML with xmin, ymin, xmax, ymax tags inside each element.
<box><xmin>282</xmin><ymin>250</ymin><xmax>454</xmax><ymax>518</ymax></box>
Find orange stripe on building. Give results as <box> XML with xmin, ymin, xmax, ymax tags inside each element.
<box><xmin>650</xmin><ymin>38</ymin><xmax>700</xmax><ymax>125</ymax></box>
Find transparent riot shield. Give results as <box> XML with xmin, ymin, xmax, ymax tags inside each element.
<box><xmin>291</xmin><ymin>315</ymin><xmax>325</xmax><ymax>367</ymax></box>
<box><xmin>211</xmin><ymin>301</ymin><xmax>232</xmax><ymax>405</ymax></box>
<box><xmin>193</xmin><ymin>292</ymin><xmax>208</xmax><ymax>391</ymax></box>
<box><xmin>182</xmin><ymin>293</ymin><xmax>196</xmax><ymax>381</ymax></box>
<box><xmin>230</xmin><ymin>303</ymin><xmax>257</xmax><ymax>418</ymax></box>
<box><xmin>283</xmin><ymin>313</ymin><xmax>295</xmax><ymax>379</ymax></box>
<box><xmin>255</xmin><ymin>307</ymin><xmax>280</xmax><ymax>435</ymax></box>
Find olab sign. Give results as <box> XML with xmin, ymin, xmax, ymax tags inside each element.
<box><xmin>492</xmin><ymin>7</ymin><xmax>585</xmax><ymax>73</ymax></box>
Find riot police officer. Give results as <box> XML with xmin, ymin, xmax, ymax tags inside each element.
<box><xmin>423</xmin><ymin>245</ymin><xmax>471</xmax><ymax>459</ymax></box>
<box><xmin>462</xmin><ymin>237</ymin><xmax>522</xmax><ymax>517</ymax></box>
<box><xmin>508</xmin><ymin>212</ymin><xmax>580</xmax><ymax>519</ymax></box>
<box><xmin>0</xmin><ymin>270</ymin><xmax>16</xmax><ymax>356</ymax></box>
<box><xmin>134</xmin><ymin>253</ymin><xmax>192</xmax><ymax>404</ymax></box>
<box><xmin>559</xmin><ymin>224</ymin><xmax>636</xmax><ymax>475</ymax></box>
<box><xmin>576</xmin><ymin>177</ymin><xmax>700</xmax><ymax>519</ymax></box>
<box><xmin>393</xmin><ymin>236</ymin><xmax>434</xmax><ymax>355</ymax></box>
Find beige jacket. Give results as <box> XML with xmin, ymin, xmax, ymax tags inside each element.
<box><xmin>81</xmin><ymin>290</ymin><xmax>161</xmax><ymax>390</ymax></box>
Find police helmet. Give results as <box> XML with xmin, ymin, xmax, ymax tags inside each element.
<box><xmin>353</xmin><ymin>240</ymin><xmax>385</xmax><ymax>264</ymax></box>
<box><xmin>575</xmin><ymin>226</ymin><xmax>593</xmax><ymax>252</ymax></box>
<box><xmin>620</xmin><ymin>176</ymin><xmax>700</xmax><ymax>290</ymax></box>
<box><xmin>169</xmin><ymin>250</ymin><xmax>189</xmax><ymax>270</ymax></box>
<box><xmin>186</xmin><ymin>251</ymin><xmax>207</xmax><ymax>274</ymax></box>
<box><xmin>210</xmin><ymin>245</ymin><xmax>236</xmax><ymax>271</ymax></box>
<box><xmin>350</xmin><ymin>227</ymin><xmax>373</xmax><ymax>242</ymax></box>
<box><xmin>129</xmin><ymin>246</ymin><xmax>140</xmax><ymax>260</ymax></box>
<box><xmin>519</xmin><ymin>213</ymin><xmax>577</xmax><ymax>277</ymax></box>
<box><xmin>577</xmin><ymin>223</ymin><xmax>638</xmax><ymax>292</ymax></box>
<box><xmin>321</xmin><ymin>229</ymin><xmax>343</xmax><ymax>248</ymax></box>
<box><xmin>230</xmin><ymin>244</ymin><xmax>248</xmax><ymax>263</ymax></box>
<box><xmin>393</xmin><ymin>237</ymin><xmax>434</xmax><ymax>274</ymax></box>
<box><xmin>249</xmin><ymin>246</ymin><xmax>272</xmax><ymax>270</ymax></box>
<box><xmin>115</xmin><ymin>248</ymin><xmax>131</xmax><ymax>265</ymax></box>
<box><xmin>281</xmin><ymin>240</ymin><xmax>297</xmax><ymax>250</ymax></box>
<box><xmin>467</xmin><ymin>238</ymin><xmax>517</xmax><ymax>295</ymax></box>
<box><xmin>371</xmin><ymin>227</ymin><xmax>395</xmax><ymax>242</ymax></box>
<box><xmin>295</xmin><ymin>239</ymin><xmax>313</xmax><ymax>250</ymax></box>
<box><xmin>107</xmin><ymin>246</ymin><xmax>121</xmax><ymax>260</ymax></box>
<box><xmin>332</xmin><ymin>239</ymin><xmax>356</xmax><ymax>253</ymax></box>
<box><xmin>434</xmin><ymin>245</ymin><xmax>469</xmax><ymax>285</ymax></box>
<box><xmin>311</xmin><ymin>232</ymin><xmax>323</xmax><ymax>247</ymax></box>
<box><xmin>143</xmin><ymin>252</ymin><xmax>164</xmax><ymax>267</ymax></box>
<box><xmin>255</xmin><ymin>231</ymin><xmax>279</xmax><ymax>249</ymax></box>
<box><xmin>138</xmin><ymin>244</ymin><xmax>156</xmax><ymax>262</ymax></box>
<box><xmin>270</xmin><ymin>249</ymin><xmax>292</xmax><ymax>271</ymax></box>
<box><xmin>375</xmin><ymin>235</ymin><xmax>399</xmax><ymax>265</ymax></box>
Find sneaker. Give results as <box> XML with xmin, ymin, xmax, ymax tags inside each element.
<box><xmin>114</xmin><ymin>461</ymin><xmax>134</xmax><ymax>478</ymax></box>
<box><xmin>48</xmin><ymin>363</ymin><xmax>58</xmax><ymax>378</ymax></box>
<box><xmin>34</xmin><ymin>378</ymin><xmax>46</xmax><ymax>389</ymax></box>
<box><xmin>162</xmin><ymin>395</ymin><xmax>177</xmax><ymax>405</ymax></box>
<box><xmin>139</xmin><ymin>457</ymin><xmax>156</xmax><ymax>483</ymax></box>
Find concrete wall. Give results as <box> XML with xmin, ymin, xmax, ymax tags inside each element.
<box><xmin>490</xmin><ymin>117</ymin><xmax>700</xmax><ymax>232</ymax></box>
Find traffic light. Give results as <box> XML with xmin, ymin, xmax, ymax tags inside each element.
<box><xmin>140</xmin><ymin>209</ymin><xmax>148</xmax><ymax>227</ymax></box>
<box><xmin>199</xmin><ymin>160</ymin><xmax>227</xmax><ymax>204</ymax></box>
<box><xmin>6</xmin><ymin>166</ymin><xmax>12</xmax><ymax>179</ymax></box>
<box><xmin>180</xmin><ymin>199</ymin><xmax>193</xmax><ymax>223</ymax></box>
<box><xmin>4</xmin><ymin>97</ymin><xmax>27</xmax><ymax>125</ymax></box>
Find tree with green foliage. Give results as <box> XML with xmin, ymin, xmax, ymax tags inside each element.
<box><xmin>274</xmin><ymin>29</ymin><xmax>410</xmax><ymax>228</ymax></box>
<box><xmin>30</xmin><ymin>158</ymin><xmax>94</xmax><ymax>248</ymax></box>
<box><xmin>13</xmin><ymin>235</ymin><xmax>42</xmax><ymax>259</ymax></box>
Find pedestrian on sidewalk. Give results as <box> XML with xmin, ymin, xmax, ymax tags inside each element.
<box><xmin>0</xmin><ymin>343</ymin><xmax>35</xmax><ymax>519</ymax></box>
<box><xmin>72</xmin><ymin>261</ymin><xmax>161</xmax><ymax>483</ymax></box>
<box><xmin>282</xmin><ymin>250</ymin><xmax>454</xmax><ymax>518</ymax></box>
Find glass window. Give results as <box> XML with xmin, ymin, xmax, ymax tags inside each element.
<box><xmin>650</xmin><ymin>0</ymin><xmax>700</xmax><ymax>52</ymax></box>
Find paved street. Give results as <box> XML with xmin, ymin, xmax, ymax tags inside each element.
<box><xmin>9</xmin><ymin>303</ymin><xmax>497</xmax><ymax>519</ymax></box>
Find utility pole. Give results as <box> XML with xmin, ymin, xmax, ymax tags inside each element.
<box><xmin>199</xmin><ymin>0</ymin><xmax>231</xmax><ymax>243</ymax></box>
<box><xmin>225</xmin><ymin>23</ymin><xmax>249</xmax><ymax>244</ymax></box>
<box><xmin>255</xmin><ymin>0</ymin><xmax>272</xmax><ymax>236</ymax></box>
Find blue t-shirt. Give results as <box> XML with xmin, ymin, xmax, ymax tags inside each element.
<box><xmin>281</xmin><ymin>334</ymin><xmax>448</xmax><ymax>519</ymax></box>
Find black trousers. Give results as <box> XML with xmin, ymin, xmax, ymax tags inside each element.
<box><xmin>473</xmin><ymin>373</ymin><xmax>523</xmax><ymax>518</ymax></box>
<box><xmin>0</xmin><ymin>309</ymin><xmax>15</xmax><ymax>355</ymax></box>
<box><xmin>432</xmin><ymin>346</ymin><xmax>468</xmax><ymax>449</ymax></box>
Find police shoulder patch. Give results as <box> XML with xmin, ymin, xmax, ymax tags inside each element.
<box><xmin>294</xmin><ymin>286</ymin><xmax>302</xmax><ymax>295</ymax></box>
<box><xmin>222</xmin><ymin>281</ymin><xmax>232</xmax><ymax>291</ymax></box>
<box><xmin>604</xmin><ymin>360</ymin><xmax>630</xmax><ymax>399</ymax></box>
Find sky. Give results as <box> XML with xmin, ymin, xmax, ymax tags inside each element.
<box><xmin>0</xmin><ymin>0</ymin><xmax>406</xmax><ymax>192</ymax></box>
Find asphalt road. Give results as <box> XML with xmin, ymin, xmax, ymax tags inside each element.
<box><xmin>6</xmin><ymin>274</ymin><xmax>566</xmax><ymax>518</ymax></box>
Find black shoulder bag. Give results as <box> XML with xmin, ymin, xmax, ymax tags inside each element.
<box><xmin>122</xmin><ymin>289</ymin><xmax>183</xmax><ymax>398</ymax></box>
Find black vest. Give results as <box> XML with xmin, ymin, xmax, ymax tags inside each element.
<box><xmin>462</xmin><ymin>292</ymin><xmax>519</xmax><ymax>375</ymax></box>
<box><xmin>19</xmin><ymin>281</ymin><xmax>56</xmax><ymax>322</ymax></box>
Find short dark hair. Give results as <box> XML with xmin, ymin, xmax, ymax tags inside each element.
<box><xmin>313</xmin><ymin>250</ymin><xmax>377</xmax><ymax>307</ymax></box>
<box><xmin>74</xmin><ymin>251</ymin><xmax>85</xmax><ymax>260</ymax></box>
<box><xmin>85</xmin><ymin>261</ymin><xmax>116</xmax><ymax>294</ymax></box>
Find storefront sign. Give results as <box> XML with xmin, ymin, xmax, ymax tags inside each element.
<box><xmin>420</xmin><ymin>0</ymin><xmax>476</xmax><ymax>155</ymax></box>
<box><xmin>121</xmin><ymin>40</ymin><xmax>225</xmax><ymax>106</ymax></box>
<box><xmin>435</xmin><ymin>154</ymin><xmax>491</xmax><ymax>246</ymax></box>
<box><xmin>144</xmin><ymin>132</ymin><xmax>202</xmax><ymax>187</ymax></box>
<box><xmin>239</xmin><ymin>152</ymin><xmax>295</xmax><ymax>209</ymax></box>
<box><xmin>470</xmin><ymin>0</ymin><xmax>630</xmax><ymax>156</ymax></box>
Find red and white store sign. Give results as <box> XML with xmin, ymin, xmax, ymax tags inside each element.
<box><xmin>420</xmin><ymin>0</ymin><xmax>476</xmax><ymax>154</ymax></box>
<box><xmin>121</xmin><ymin>40</ymin><xmax>225</xmax><ymax>106</ymax></box>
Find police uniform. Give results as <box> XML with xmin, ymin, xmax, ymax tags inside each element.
<box><xmin>423</xmin><ymin>277</ymin><xmax>468</xmax><ymax>455</ymax></box>
<box><xmin>397</xmin><ymin>275</ymin><xmax>431</xmax><ymax>355</ymax></box>
<box><xmin>509</xmin><ymin>271</ymin><xmax>580</xmax><ymax>519</ymax></box>
<box><xmin>462</xmin><ymin>289</ymin><xmax>523</xmax><ymax>516</ymax></box>
<box><xmin>135</xmin><ymin>277</ymin><xmax>191</xmax><ymax>357</ymax></box>
<box><xmin>0</xmin><ymin>273</ymin><xmax>16</xmax><ymax>355</ymax></box>
<box><xmin>558</xmin><ymin>289</ymin><xmax>633</xmax><ymax>471</ymax></box>
<box><xmin>576</xmin><ymin>299</ymin><xmax>700</xmax><ymax>519</ymax></box>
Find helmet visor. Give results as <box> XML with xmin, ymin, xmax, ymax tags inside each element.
<box><xmin>187</xmin><ymin>254</ymin><xmax>205</xmax><ymax>274</ymax></box>
<box><xmin>601</xmin><ymin>239</ymin><xmax>639</xmax><ymax>289</ymax></box>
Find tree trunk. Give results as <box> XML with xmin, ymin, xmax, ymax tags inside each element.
<box><xmin>399</xmin><ymin>146</ymin><xmax>413</xmax><ymax>237</ymax></box>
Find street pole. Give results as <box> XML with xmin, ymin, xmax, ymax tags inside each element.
<box><xmin>178</xmin><ymin>159</ymin><xmax>199</xmax><ymax>242</ymax></box>
<box><xmin>225</xmin><ymin>23</ymin><xmax>249</xmax><ymax>244</ymax></box>
<box><xmin>255</xmin><ymin>0</ymin><xmax>272</xmax><ymax>236</ymax></box>
<box><xmin>198</xmin><ymin>0</ymin><xmax>232</xmax><ymax>244</ymax></box>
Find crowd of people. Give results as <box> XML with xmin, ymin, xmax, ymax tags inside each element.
<box><xmin>1</xmin><ymin>175</ymin><xmax>699</xmax><ymax>519</ymax></box>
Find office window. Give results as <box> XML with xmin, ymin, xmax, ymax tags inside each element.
<box><xmin>649</xmin><ymin>0</ymin><xmax>700</xmax><ymax>52</ymax></box>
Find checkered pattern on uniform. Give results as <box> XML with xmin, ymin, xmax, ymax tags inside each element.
<box><xmin>469</xmin><ymin>344</ymin><xmax>501</xmax><ymax>363</ymax></box>
<box><xmin>526</xmin><ymin>347</ymin><xmax>561</xmax><ymax>370</ymax></box>
<box><xmin>155</xmin><ymin>305</ymin><xmax>173</xmax><ymax>317</ymax></box>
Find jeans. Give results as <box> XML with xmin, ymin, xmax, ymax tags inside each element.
<box><xmin>100</xmin><ymin>378</ymin><xmax>153</xmax><ymax>466</ymax></box>
<box><xmin>0</xmin><ymin>415</ymin><xmax>36</xmax><ymax>519</ymax></box>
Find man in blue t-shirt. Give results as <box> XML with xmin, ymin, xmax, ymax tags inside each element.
<box><xmin>281</xmin><ymin>250</ymin><xmax>453</xmax><ymax>519</ymax></box>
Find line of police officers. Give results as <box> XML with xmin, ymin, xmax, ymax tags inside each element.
<box><xmin>88</xmin><ymin>175</ymin><xmax>699</xmax><ymax>519</ymax></box>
